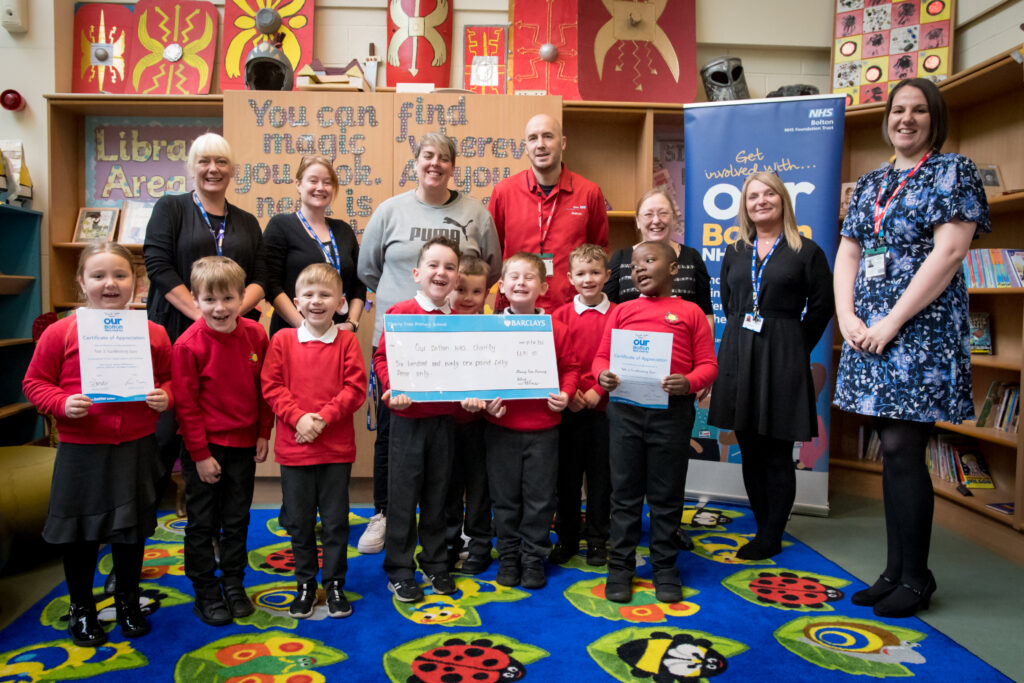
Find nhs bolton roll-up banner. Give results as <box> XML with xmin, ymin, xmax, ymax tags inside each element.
<box><xmin>684</xmin><ymin>95</ymin><xmax>844</xmax><ymax>515</ymax></box>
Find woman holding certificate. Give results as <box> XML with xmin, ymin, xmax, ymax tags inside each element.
<box><xmin>708</xmin><ymin>171</ymin><xmax>833</xmax><ymax>562</ymax></box>
<box><xmin>263</xmin><ymin>154</ymin><xmax>366</xmax><ymax>337</ymax></box>
<box><xmin>833</xmin><ymin>79</ymin><xmax>990</xmax><ymax>618</ymax></box>
<box><xmin>23</xmin><ymin>243</ymin><xmax>172</xmax><ymax>647</ymax></box>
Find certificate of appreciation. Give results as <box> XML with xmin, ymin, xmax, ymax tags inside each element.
<box><xmin>77</xmin><ymin>308</ymin><xmax>154</xmax><ymax>402</ymax></box>
<box><xmin>609</xmin><ymin>329</ymin><xmax>673</xmax><ymax>409</ymax></box>
<box><xmin>384</xmin><ymin>314</ymin><xmax>560</xmax><ymax>401</ymax></box>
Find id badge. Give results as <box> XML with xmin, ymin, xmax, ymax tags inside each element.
<box><xmin>538</xmin><ymin>252</ymin><xmax>554</xmax><ymax>278</ymax></box>
<box><xmin>865</xmin><ymin>248</ymin><xmax>887</xmax><ymax>280</ymax></box>
<box><xmin>742</xmin><ymin>312</ymin><xmax>764</xmax><ymax>333</ymax></box>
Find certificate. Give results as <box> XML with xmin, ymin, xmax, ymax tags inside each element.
<box><xmin>609</xmin><ymin>329</ymin><xmax>673</xmax><ymax>409</ymax></box>
<box><xmin>384</xmin><ymin>314</ymin><xmax>559</xmax><ymax>401</ymax></box>
<box><xmin>77</xmin><ymin>308</ymin><xmax>155</xmax><ymax>402</ymax></box>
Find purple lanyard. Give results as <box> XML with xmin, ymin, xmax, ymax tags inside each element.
<box><xmin>296</xmin><ymin>211</ymin><xmax>341</xmax><ymax>272</ymax></box>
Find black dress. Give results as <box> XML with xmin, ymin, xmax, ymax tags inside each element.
<box><xmin>708</xmin><ymin>238</ymin><xmax>834</xmax><ymax>442</ymax></box>
<box><xmin>604</xmin><ymin>244</ymin><xmax>713</xmax><ymax>314</ymax></box>
<box><xmin>263</xmin><ymin>212</ymin><xmax>367</xmax><ymax>337</ymax></box>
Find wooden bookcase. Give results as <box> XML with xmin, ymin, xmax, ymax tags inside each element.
<box><xmin>829</xmin><ymin>45</ymin><xmax>1024</xmax><ymax>544</ymax></box>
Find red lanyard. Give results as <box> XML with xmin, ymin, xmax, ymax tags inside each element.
<box><xmin>873</xmin><ymin>151</ymin><xmax>931</xmax><ymax>237</ymax></box>
<box><xmin>537</xmin><ymin>192</ymin><xmax>558</xmax><ymax>253</ymax></box>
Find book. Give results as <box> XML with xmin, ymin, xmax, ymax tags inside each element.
<box><xmin>969</xmin><ymin>312</ymin><xmax>992</xmax><ymax>354</ymax></box>
<box><xmin>1005</xmin><ymin>249</ymin><xmax>1024</xmax><ymax>287</ymax></box>
<box><xmin>976</xmin><ymin>381</ymin><xmax>1007</xmax><ymax>428</ymax></box>
<box><xmin>985</xmin><ymin>502</ymin><xmax>1015</xmax><ymax>515</ymax></box>
<box><xmin>990</xmin><ymin>249</ymin><xmax>1011</xmax><ymax>288</ymax></box>
<box><xmin>953</xmin><ymin>446</ymin><xmax>995</xmax><ymax>489</ymax></box>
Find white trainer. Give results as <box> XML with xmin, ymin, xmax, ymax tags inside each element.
<box><xmin>357</xmin><ymin>512</ymin><xmax>386</xmax><ymax>554</ymax></box>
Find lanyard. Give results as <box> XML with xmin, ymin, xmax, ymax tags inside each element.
<box><xmin>296</xmin><ymin>210</ymin><xmax>341</xmax><ymax>272</ymax></box>
<box><xmin>536</xmin><ymin>191</ymin><xmax>558</xmax><ymax>253</ymax></box>
<box><xmin>193</xmin><ymin>191</ymin><xmax>226</xmax><ymax>256</ymax></box>
<box><xmin>872</xmin><ymin>151</ymin><xmax>931</xmax><ymax>239</ymax></box>
<box><xmin>750</xmin><ymin>234</ymin><xmax>781</xmax><ymax>315</ymax></box>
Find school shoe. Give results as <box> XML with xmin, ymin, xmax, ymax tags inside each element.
<box><xmin>222</xmin><ymin>582</ymin><xmax>255</xmax><ymax>619</ymax></box>
<box><xmin>653</xmin><ymin>571</ymin><xmax>683</xmax><ymax>604</ymax></box>
<box><xmin>674</xmin><ymin>527</ymin><xmax>695</xmax><ymax>551</ymax></box>
<box><xmin>427</xmin><ymin>571</ymin><xmax>457</xmax><ymax>595</ymax></box>
<box><xmin>604</xmin><ymin>574</ymin><xmax>632</xmax><ymax>603</ymax></box>
<box><xmin>459</xmin><ymin>553</ymin><xmax>493</xmax><ymax>575</ymax></box>
<box><xmin>357</xmin><ymin>512</ymin><xmax>386</xmax><ymax>554</ymax></box>
<box><xmin>495</xmin><ymin>556</ymin><xmax>521</xmax><ymax>587</ymax></box>
<box><xmin>388</xmin><ymin>578</ymin><xmax>425</xmax><ymax>603</ymax></box>
<box><xmin>67</xmin><ymin>601</ymin><xmax>107</xmax><ymax>647</ymax></box>
<box><xmin>289</xmin><ymin>581</ymin><xmax>318</xmax><ymax>618</ymax></box>
<box><xmin>115</xmin><ymin>591</ymin><xmax>151</xmax><ymax>638</ymax></box>
<box><xmin>851</xmin><ymin>574</ymin><xmax>898</xmax><ymax>606</ymax></box>
<box><xmin>324</xmin><ymin>581</ymin><xmax>352</xmax><ymax>618</ymax></box>
<box><xmin>873</xmin><ymin>572</ymin><xmax>937</xmax><ymax>618</ymax></box>
<box><xmin>735</xmin><ymin>537</ymin><xmax>782</xmax><ymax>561</ymax></box>
<box><xmin>521</xmin><ymin>561</ymin><xmax>547</xmax><ymax>589</ymax></box>
<box><xmin>548</xmin><ymin>541</ymin><xmax>579</xmax><ymax>566</ymax></box>
<box><xmin>193</xmin><ymin>594</ymin><xmax>233</xmax><ymax>626</ymax></box>
<box><xmin>586</xmin><ymin>542</ymin><xmax>608</xmax><ymax>567</ymax></box>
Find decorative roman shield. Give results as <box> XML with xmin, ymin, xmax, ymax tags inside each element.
<box><xmin>386</xmin><ymin>0</ymin><xmax>454</xmax><ymax>87</ymax></box>
<box><xmin>463</xmin><ymin>25</ymin><xmax>507</xmax><ymax>94</ymax></box>
<box><xmin>221</xmin><ymin>0</ymin><xmax>315</xmax><ymax>92</ymax></box>
<box><xmin>125</xmin><ymin>0</ymin><xmax>218</xmax><ymax>94</ymax></box>
<box><xmin>510</xmin><ymin>0</ymin><xmax>580</xmax><ymax>99</ymax></box>
<box><xmin>72</xmin><ymin>3</ymin><xmax>134</xmax><ymax>93</ymax></box>
<box><xmin>577</xmin><ymin>0</ymin><xmax>697</xmax><ymax>103</ymax></box>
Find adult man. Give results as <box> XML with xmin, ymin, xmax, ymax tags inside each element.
<box><xmin>489</xmin><ymin>114</ymin><xmax>609</xmax><ymax>311</ymax></box>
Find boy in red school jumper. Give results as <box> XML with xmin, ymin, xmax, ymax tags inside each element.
<box><xmin>593</xmin><ymin>241</ymin><xmax>717</xmax><ymax>604</ymax></box>
<box><xmin>550</xmin><ymin>243</ymin><xmax>616</xmax><ymax>567</ymax></box>
<box><xmin>173</xmin><ymin>256</ymin><xmax>272</xmax><ymax>626</ymax></box>
<box><xmin>262</xmin><ymin>264</ymin><xmax>367</xmax><ymax>619</ymax></box>
<box><xmin>374</xmin><ymin>236</ymin><xmax>481</xmax><ymax>603</ymax></box>
<box><xmin>444</xmin><ymin>255</ymin><xmax>495</xmax><ymax>574</ymax></box>
<box><xmin>485</xmin><ymin>252</ymin><xmax>580</xmax><ymax>590</ymax></box>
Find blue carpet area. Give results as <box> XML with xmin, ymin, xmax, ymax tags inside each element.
<box><xmin>0</xmin><ymin>503</ymin><xmax>1009</xmax><ymax>682</ymax></box>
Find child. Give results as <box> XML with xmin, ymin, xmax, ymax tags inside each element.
<box><xmin>23</xmin><ymin>243</ymin><xmax>172</xmax><ymax>646</ymax></box>
<box><xmin>444</xmin><ymin>255</ymin><xmax>494</xmax><ymax>574</ymax></box>
<box><xmin>262</xmin><ymin>264</ymin><xmax>367</xmax><ymax>618</ymax></box>
<box><xmin>550</xmin><ymin>244</ymin><xmax>616</xmax><ymax>567</ymax></box>
<box><xmin>173</xmin><ymin>256</ymin><xmax>272</xmax><ymax>626</ymax></box>
<box><xmin>374</xmin><ymin>236</ymin><xmax>477</xmax><ymax>603</ymax></box>
<box><xmin>593</xmin><ymin>241</ymin><xmax>717</xmax><ymax>604</ymax></box>
<box><xmin>485</xmin><ymin>252</ymin><xmax>580</xmax><ymax>589</ymax></box>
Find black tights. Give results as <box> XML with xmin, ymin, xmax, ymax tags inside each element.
<box><xmin>735</xmin><ymin>431</ymin><xmax>796</xmax><ymax>550</ymax></box>
<box><xmin>62</xmin><ymin>541</ymin><xmax>146</xmax><ymax>604</ymax></box>
<box><xmin>875</xmin><ymin>416</ymin><xmax>934</xmax><ymax>585</ymax></box>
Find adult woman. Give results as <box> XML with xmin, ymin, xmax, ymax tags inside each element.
<box><xmin>708</xmin><ymin>171</ymin><xmax>833</xmax><ymax>562</ymax></box>
<box><xmin>264</xmin><ymin>155</ymin><xmax>366</xmax><ymax>337</ymax></box>
<box><xmin>604</xmin><ymin>189</ymin><xmax>714</xmax><ymax>331</ymax></box>
<box><xmin>355</xmin><ymin>132</ymin><xmax>501</xmax><ymax>554</ymax></box>
<box><xmin>834</xmin><ymin>79</ymin><xmax>989</xmax><ymax>618</ymax></box>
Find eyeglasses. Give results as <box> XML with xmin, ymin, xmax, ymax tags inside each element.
<box><xmin>639</xmin><ymin>210</ymin><xmax>673</xmax><ymax>221</ymax></box>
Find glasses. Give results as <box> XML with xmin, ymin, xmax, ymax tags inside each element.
<box><xmin>639</xmin><ymin>210</ymin><xmax>673</xmax><ymax>221</ymax></box>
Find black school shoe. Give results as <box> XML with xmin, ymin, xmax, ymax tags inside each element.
<box><xmin>459</xmin><ymin>553</ymin><xmax>493</xmax><ymax>575</ymax></box>
<box><xmin>115</xmin><ymin>592</ymin><xmax>151</xmax><ymax>637</ymax></box>
<box><xmin>193</xmin><ymin>594</ymin><xmax>233</xmax><ymax>626</ymax></box>
<box><xmin>674</xmin><ymin>527</ymin><xmax>695</xmax><ymax>551</ymax></box>
<box><xmin>289</xmin><ymin>581</ymin><xmax>318</xmax><ymax>618</ymax></box>
<box><xmin>427</xmin><ymin>571</ymin><xmax>457</xmax><ymax>595</ymax></box>
<box><xmin>67</xmin><ymin>601</ymin><xmax>107</xmax><ymax>647</ymax></box>
<box><xmin>324</xmin><ymin>581</ymin><xmax>352</xmax><ymax>618</ymax></box>
<box><xmin>604</xmin><ymin>574</ymin><xmax>633</xmax><ymax>603</ymax></box>
<box><xmin>586</xmin><ymin>543</ymin><xmax>608</xmax><ymax>566</ymax></box>
<box><xmin>222</xmin><ymin>583</ymin><xmax>255</xmax><ymax>619</ymax></box>
<box><xmin>873</xmin><ymin>572</ymin><xmax>937</xmax><ymax>618</ymax></box>
<box><xmin>521</xmin><ymin>563</ymin><xmax>547</xmax><ymax>589</ymax></box>
<box><xmin>548</xmin><ymin>541</ymin><xmax>579</xmax><ymax>566</ymax></box>
<box><xmin>495</xmin><ymin>555</ymin><xmax>521</xmax><ymax>587</ymax></box>
<box><xmin>851</xmin><ymin>574</ymin><xmax>898</xmax><ymax>606</ymax></box>
<box><xmin>388</xmin><ymin>578</ymin><xmax>425</xmax><ymax>603</ymax></box>
<box><xmin>653</xmin><ymin>571</ymin><xmax>684</xmax><ymax>604</ymax></box>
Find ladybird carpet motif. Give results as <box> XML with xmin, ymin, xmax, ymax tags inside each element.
<box><xmin>0</xmin><ymin>504</ymin><xmax>1011</xmax><ymax>681</ymax></box>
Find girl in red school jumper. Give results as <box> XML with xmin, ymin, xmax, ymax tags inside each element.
<box><xmin>23</xmin><ymin>242</ymin><xmax>172</xmax><ymax>647</ymax></box>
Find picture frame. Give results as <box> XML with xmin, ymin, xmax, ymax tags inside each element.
<box><xmin>73</xmin><ymin>207</ymin><xmax>119</xmax><ymax>242</ymax></box>
<box><xmin>117</xmin><ymin>199</ymin><xmax>154</xmax><ymax>245</ymax></box>
<box><xmin>132</xmin><ymin>260</ymin><xmax>150</xmax><ymax>306</ymax></box>
<box><xmin>976</xmin><ymin>163</ymin><xmax>1005</xmax><ymax>199</ymax></box>
<box><xmin>839</xmin><ymin>181</ymin><xmax>858</xmax><ymax>217</ymax></box>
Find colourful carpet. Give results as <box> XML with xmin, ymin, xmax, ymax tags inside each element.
<box><xmin>0</xmin><ymin>503</ymin><xmax>1009</xmax><ymax>682</ymax></box>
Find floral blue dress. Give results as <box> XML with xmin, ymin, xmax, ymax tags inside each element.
<box><xmin>834</xmin><ymin>153</ymin><xmax>991</xmax><ymax>423</ymax></box>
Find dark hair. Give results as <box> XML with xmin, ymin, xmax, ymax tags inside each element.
<box><xmin>882</xmin><ymin>78</ymin><xmax>947</xmax><ymax>152</ymax></box>
<box><xmin>417</xmin><ymin>235</ymin><xmax>461</xmax><ymax>266</ymax></box>
<box><xmin>458</xmin><ymin>254</ymin><xmax>489</xmax><ymax>277</ymax></box>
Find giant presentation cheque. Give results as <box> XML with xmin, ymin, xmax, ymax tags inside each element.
<box><xmin>383</xmin><ymin>314</ymin><xmax>560</xmax><ymax>401</ymax></box>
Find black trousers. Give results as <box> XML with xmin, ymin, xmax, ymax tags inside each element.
<box><xmin>556</xmin><ymin>408</ymin><xmax>611</xmax><ymax>546</ymax></box>
<box><xmin>608</xmin><ymin>397</ymin><xmax>695</xmax><ymax>577</ymax></box>
<box><xmin>485</xmin><ymin>422</ymin><xmax>558</xmax><ymax>564</ymax></box>
<box><xmin>383</xmin><ymin>414</ymin><xmax>454</xmax><ymax>581</ymax></box>
<box><xmin>372</xmin><ymin>359</ymin><xmax>390</xmax><ymax>514</ymax></box>
<box><xmin>444</xmin><ymin>419</ymin><xmax>493</xmax><ymax>557</ymax></box>
<box><xmin>280</xmin><ymin>462</ymin><xmax>352</xmax><ymax>587</ymax></box>
<box><xmin>180</xmin><ymin>444</ymin><xmax>256</xmax><ymax>595</ymax></box>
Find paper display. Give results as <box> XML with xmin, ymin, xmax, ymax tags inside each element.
<box><xmin>384</xmin><ymin>314</ymin><xmax>559</xmax><ymax>401</ymax></box>
<box><xmin>77</xmin><ymin>308</ymin><xmax>154</xmax><ymax>402</ymax></box>
<box><xmin>609</xmin><ymin>328</ymin><xmax>673</xmax><ymax>409</ymax></box>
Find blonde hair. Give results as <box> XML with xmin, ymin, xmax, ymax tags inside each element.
<box><xmin>77</xmin><ymin>242</ymin><xmax>135</xmax><ymax>300</ymax></box>
<box><xmin>569</xmin><ymin>243</ymin><xmax>609</xmax><ymax>269</ymax></box>
<box><xmin>413</xmin><ymin>132</ymin><xmax>457</xmax><ymax>162</ymax></box>
<box><xmin>187</xmin><ymin>132</ymin><xmax>233</xmax><ymax>177</ymax></box>
<box><xmin>502</xmin><ymin>252</ymin><xmax>546</xmax><ymax>279</ymax></box>
<box><xmin>295</xmin><ymin>263</ymin><xmax>344</xmax><ymax>297</ymax></box>
<box><xmin>458</xmin><ymin>254</ymin><xmax>489</xmax><ymax>278</ymax></box>
<box><xmin>190</xmin><ymin>256</ymin><xmax>245</xmax><ymax>296</ymax></box>
<box><xmin>737</xmin><ymin>172</ymin><xmax>802</xmax><ymax>252</ymax></box>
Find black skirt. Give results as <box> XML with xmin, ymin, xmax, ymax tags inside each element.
<box><xmin>43</xmin><ymin>435</ymin><xmax>160</xmax><ymax>544</ymax></box>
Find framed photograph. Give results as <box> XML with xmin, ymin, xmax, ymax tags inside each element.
<box><xmin>74</xmin><ymin>207</ymin><xmax>119</xmax><ymax>242</ymax></box>
<box><xmin>118</xmin><ymin>199</ymin><xmax>154</xmax><ymax>245</ymax></box>
<box><xmin>840</xmin><ymin>181</ymin><xmax>858</xmax><ymax>217</ymax></box>
<box><xmin>132</xmin><ymin>261</ymin><xmax>150</xmax><ymax>306</ymax></box>
<box><xmin>976</xmin><ymin>163</ymin><xmax>1005</xmax><ymax>198</ymax></box>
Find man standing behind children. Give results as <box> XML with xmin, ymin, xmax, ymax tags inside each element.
<box><xmin>486</xmin><ymin>252</ymin><xmax>580</xmax><ymax>590</ymax></box>
<box><xmin>551</xmin><ymin>244</ymin><xmax>616</xmax><ymax>567</ymax></box>
<box><xmin>593</xmin><ymin>241</ymin><xmax>717</xmax><ymax>604</ymax></box>
<box><xmin>262</xmin><ymin>264</ymin><xmax>367</xmax><ymax>619</ymax></box>
<box><xmin>173</xmin><ymin>256</ymin><xmax>272</xmax><ymax>626</ymax></box>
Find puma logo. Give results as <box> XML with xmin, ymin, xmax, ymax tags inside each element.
<box><xmin>442</xmin><ymin>216</ymin><xmax>473</xmax><ymax>238</ymax></box>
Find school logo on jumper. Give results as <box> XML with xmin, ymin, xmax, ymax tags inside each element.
<box><xmin>408</xmin><ymin>226</ymin><xmax>463</xmax><ymax>245</ymax></box>
<box><xmin>664</xmin><ymin>312</ymin><xmax>679</xmax><ymax>324</ymax></box>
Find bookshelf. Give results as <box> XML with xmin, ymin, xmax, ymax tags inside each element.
<box><xmin>830</xmin><ymin>45</ymin><xmax>1024</xmax><ymax>547</ymax></box>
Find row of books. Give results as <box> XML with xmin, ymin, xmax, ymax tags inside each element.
<box><xmin>861</xmin><ymin>430</ymin><xmax>995</xmax><ymax>488</ymax></box>
<box><xmin>962</xmin><ymin>248</ymin><xmax>1024</xmax><ymax>289</ymax></box>
<box><xmin>976</xmin><ymin>381</ymin><xmax>1020</xmax><ymax>433</ymax></box>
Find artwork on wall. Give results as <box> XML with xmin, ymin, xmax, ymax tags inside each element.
<box><xmin>831</xmin><ymin>0</ymin><xmax>953</xmax><ymax>107</ymax></box>
<box><xmin>510</xmin><ymin>0</ymin><xmax>580</xmax><ymax>98</ymax></box>
<box><xmin>74</xmin><ymin>208</ymin><xmax>119</xmax><ymax>243</ymax></box>
<box><xmin>577</xmin><ymin>0</ymin><xmax>697</xmax><ymax>103</ymax></box>
<box><xmin>221</xmin><ymin>0</ymin><xmax>315</xmax><ymax>91</ymax></box>
<box><xmin>463</xmin><ymin>25</ymin><xmax>507</xmax><ymax>94</ymax></box>
<box><xmin>386</xmin><ymin>0</ymin><xmax>453</xmax><ymax>88</ymax></box>
<box><xmin>72</xmin><ymin>3</ymin><xmax>134</xmax><ymax>94</ymax></box>
<box><xmin>125</xmin><ymin>0</ymin><xmax>218</xmax><ymax>95</ymax></box>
